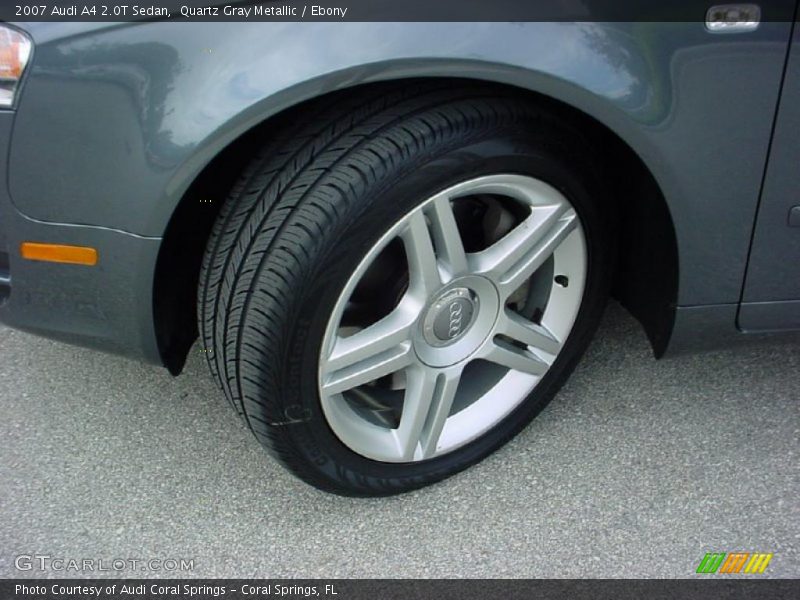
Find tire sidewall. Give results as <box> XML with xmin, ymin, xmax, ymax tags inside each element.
<box><xmin>267</xmin><ymin>129</ymin><xmax>611</xmax><ymax>493</ymax></box>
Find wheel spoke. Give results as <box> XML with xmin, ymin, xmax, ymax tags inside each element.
<box><xmin>470</xmin><ymin>205</ymin><xmax>577</xmax><ymax>298</ymax></box>
<box><xmin>498</xmin><ymin>309</ymin><xmax>562</xmax><ymax>356</ymax></box>
<box><xmin>427</xmin><ymin>195</ymin><xmax>468</xmax><ymax>279</ymax></box>
<box><xmin>402</xmin><ymin>211</ymin><xmax>441</xmax><ymax>298</ymax></box>
<box><xmin>321</xmin><ymin>310</ymin><xmax>414</xmax><ymax>395</ymax></box>
<box><xmin>395</xmin><ymin>365</ymin><xmax>462</xmax><ymax>460</ymax></box>
<box><xmin>481</xmin><ymin>338</ymin><xmax>550</xmax><ymax>376</ymax></box>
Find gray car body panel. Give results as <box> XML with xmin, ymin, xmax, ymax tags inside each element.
<box><xmin>740</xmin><ymin>18</ymin><xmax>800</xmax><ymax>330</ymax></box>
<box><xmin>0</xmin><ymin>112</ymin><xmax>162</xmax><ymax>362</ymax></box>
<box><xmin>1</xmin><ymin>13</ymin><xmax>799</xmax><ymax>365</ymax></box>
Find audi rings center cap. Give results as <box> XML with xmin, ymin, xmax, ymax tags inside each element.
<box><xmin>423</xmin><ymin>288</ymin><xmax>479</xmax><ymax>347</ymax></box>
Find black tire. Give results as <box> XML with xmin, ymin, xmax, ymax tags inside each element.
<box><xmin>198</xmin><ymin>81</ymin><xmax>613</xmax><ymax>496</ymax></box>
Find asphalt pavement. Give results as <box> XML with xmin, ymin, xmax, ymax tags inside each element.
<box><xmin>1</xmin><ymin>302</ymin><xmax>798</xmax><ymax>578</ymax></box>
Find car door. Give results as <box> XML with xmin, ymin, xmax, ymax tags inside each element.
<box><xmin>739</xmin><ymin>18</ymin><xmax>800</xmax><ymax>331</ymax></box>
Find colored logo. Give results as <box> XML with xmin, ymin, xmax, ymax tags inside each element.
<box><xmin>696</xmin><ymin>552</ymin><xmax>773</xmax><ymax>574</ymax></box>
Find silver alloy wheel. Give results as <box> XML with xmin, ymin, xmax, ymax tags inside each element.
<box><xmin>319</xmin><ymin>174</ymin><xmax>587</xmax><ymax>462</ymax></box>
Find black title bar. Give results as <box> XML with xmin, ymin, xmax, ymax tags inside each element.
<box><xmin>3</xmin><ymin>579</ymin><xmax>800</xmax><ymax>600</ymax></box>
<box><xmin>3</xmin><ymin>0</ymin><xmax>799</xmax><ymax>22</ymax></box>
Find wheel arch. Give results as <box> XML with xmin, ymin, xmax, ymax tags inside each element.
<box><xmin>153</xmin><ymin>68</ymin><xmax>679</xmax><ymax>374</ymax></box>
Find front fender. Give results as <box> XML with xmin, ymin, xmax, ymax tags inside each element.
<box><xmin>8</xmin><ymin>19</ymin><xmax>793</xmax><ymax>305</ymax></box>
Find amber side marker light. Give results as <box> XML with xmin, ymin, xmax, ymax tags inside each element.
<box><xmin>20</xmin><ymin>242</ymin><xmax>98</xmax><ymax>266</ymax></box>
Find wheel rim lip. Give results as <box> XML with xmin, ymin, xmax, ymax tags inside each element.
<box><xmin>318</xmin><ymin>173</ymin><xmax>587</xmax><ymax>463</ymax></box>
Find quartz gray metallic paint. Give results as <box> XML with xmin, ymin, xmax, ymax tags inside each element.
<box><xmin>0</xmin><ymin>13</ymin><xmax>799</xmax><ymax>368</ymax></box>
<box><xmin>740</xmin><ymin>19</ymin><xmax>800</xmax><ymax>329</ymax></box>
